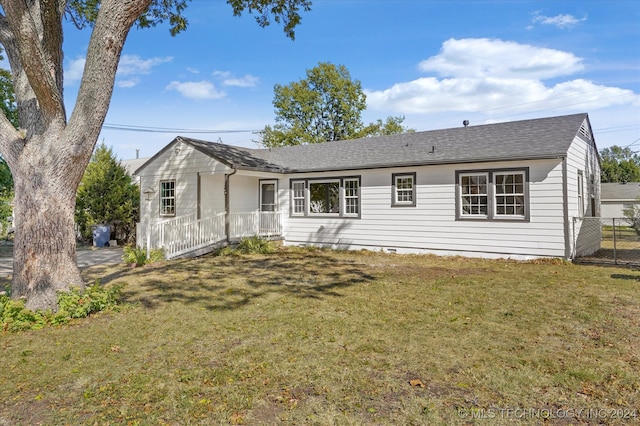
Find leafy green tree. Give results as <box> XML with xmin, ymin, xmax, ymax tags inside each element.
<box><xmin>0</xmin><ymin>69</ymin><xmax>18</xmax><ymax>128</ymax></box>
<box><xmin>262</xmin><ymin>62</ymin><xmax>412</xmax><ymax>147</ymax></box>
<box><xmin>600</xmin><ymin>145</ymin><xmax>640</xmax><ymax>183</ymax></box>
<box><xmin>75</xmin><ymin>144</ymin><xmax>139</xmax><ymax>244</ymax></box>
<box><xmin>358</xmin><ymin>115</ymin><xmax>415</xmax><ymax>138</ymax></box>
<box><xmin>0</xmin><ymin>0</ymin><xmax>311</xmax><ymax>311</ymax></box>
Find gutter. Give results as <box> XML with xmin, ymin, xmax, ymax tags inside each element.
<box><xmin>224</xmin><ymin>166</ymin><xmax>237</xmax><ymax>243</ymax></box>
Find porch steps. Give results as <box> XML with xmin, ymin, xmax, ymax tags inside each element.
<box><xmin>173</xmin><ymin>239</ymin><xmax>228</xmax><ymax>259</ymax></box>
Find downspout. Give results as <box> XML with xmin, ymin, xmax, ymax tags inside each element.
<box><xmin>224</xmin><ymin>166</ymin><xmax>237</xmax><ymax>243</ymax></box>
<box><xmin>561</xmin><ymin>156</ymin><xmax>572</xmax><ymax>260</ymax></box>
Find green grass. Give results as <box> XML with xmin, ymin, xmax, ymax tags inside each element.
<box><xmin>0</xmin><ymin>249</ymin><xmax>638</xmax><ymax>425</ymax></box>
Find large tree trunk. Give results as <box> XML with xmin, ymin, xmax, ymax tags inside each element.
<box><xmin>10</xmin><ymin>133</ymin><xmax>85</xmax><ymax>311</ymax></box>
<box><xmin>0</xmin><ymin>0</ymin><xmax>152</xmax><ymax>311</ymax></box>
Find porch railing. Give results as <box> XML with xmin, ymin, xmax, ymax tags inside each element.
<box><xmin>137</xmin><ymin>211</ymin><xmax>284</xmax><ymax>259</ymax></box>
<box><xmin>229</xmin><ymin>211</ymin><xmax>284</xmax><ymax>239</ymax></box>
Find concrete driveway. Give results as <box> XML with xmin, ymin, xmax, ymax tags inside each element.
<box><xmin>0</xmin><ymin>247</ymin><xmax>124</xmax><ymax>277</ymax></box>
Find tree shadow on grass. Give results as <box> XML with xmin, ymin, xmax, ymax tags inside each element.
<box><xmin>611</xmin><ymin>273</ymin><xmax>640</xmax><ymax>281</ymax></box>
<box><xmin>87</xmin><ymin>250</ymin><xmax>376</xmax><ymax>312</ymax></box>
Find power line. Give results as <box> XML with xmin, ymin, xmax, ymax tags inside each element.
<box><xmin>102</xmin><ymin>123</ymin><xmax>258</xmax><ymax>134</ymax></box>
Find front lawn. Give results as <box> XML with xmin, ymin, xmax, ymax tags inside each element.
<box><xmin>1</xmin><ymin>248</ymin><xmax>638</xmax><ymax>424</ymax></box>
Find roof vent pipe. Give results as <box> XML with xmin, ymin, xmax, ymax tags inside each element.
<box><xmin>463</xmin><ymin>120</ymin><xmax>469</xmax><ymax>127</ymax></box>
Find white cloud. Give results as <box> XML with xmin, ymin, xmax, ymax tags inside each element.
<box><xmin>223</xmin><ymin>74</ymin><xmax>259</xmax><ymax>88</ymax></box>
<box><xmin>117</xmin><ymin>54</ymin><xmax>172</xmax><ymax>76</ymax></box>
<box><xmin>166</xmin><ymin>80</ymin><xmax>226</xmax><ymax>100</ymax></box>
<box><xmin>366</xmin><ymin>38</ymin><xmax>639</xmax><ymax>116</ymax></box>
<box><xmin>65</xmin><ymin>57</ymin><xmax>86</xmax><ymax>84</ymax></box>
<box><xmin>419</xmin><ymin>38</ymin><xmax>583</xmax><ymax>80</ymax></box>
<box><xmin>213</xmin><ymin>70</ymin><xmax>260</xmax><ymax>88</ymax></box>
<box><xmin>117</xmin><ymin>79</ymin><xmax>139</xmax><ymax>89</ymax></box>
<box><xmin>531</xmin><ymin>12</ymin><xmax>587</xmax><ymax>29</ymax></box>
<box><xmin>65</xmin><ymin>54</ymin><xmax>171</xmax><ymax>87</ymax></box>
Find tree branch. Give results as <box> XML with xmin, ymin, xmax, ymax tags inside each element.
<box><xmin>65</xmin><ymin>0</ymin><xmax>152</xmax><ymax>157</ymax></box>
<box><xmin>2</xmin><ymin>1</ymin><xmax>65</xmax><ymax>124</ymax></box>
<box><xmin>0</xmin><ymin>112</ymin><xmax>24</xmax><ymax>165</ymax></box>
<box><xmin>40</xmin><ymin>0</ymin><xmax>64</xmax><ymax>95</ymax></box>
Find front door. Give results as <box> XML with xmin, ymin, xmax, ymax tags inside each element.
<box><xmin>260</xmin><ymin>180</ymin><xmax>277</xmax><ymax>212</ymax></box>
<box><xmin>259</xmin><ymin>180</ymin><xmax>278</xmax><ymax>235</ymax></box>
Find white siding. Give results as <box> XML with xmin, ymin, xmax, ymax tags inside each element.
<box><xmin>565</xmin><ymin>120</ymin><xmax>601</xmax><ymax>257</ymax></box>
<box><xmin>601</xmin><ymin>201</ymin><xmax>636</xmax><ymax>219</ymax></box>
<box><xmin>201</xmin><ymin>174</ymin><xmax>225</xmax><ymax>217</ymax></box>
<box><xmin>230</xmin><ymin>175</ymin><xmax>260</xmax><ymax>212</ymax></box>
<box><xmin>282</xmin><ymin>159</ymin><xmax>568</xmax><ymax>259</ymax></box>
<box><xmin>138</xmin><ymin>140</ymin><xmax>231</xmax><ymax>222</ymax></box>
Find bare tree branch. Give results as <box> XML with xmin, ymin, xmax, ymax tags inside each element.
<box><xmin>65</xmin><ymin>0</ymin><xmax>152</xmax><ymax>160</ymax></box>
<box><xmin>2</xmin><ymin>1</ymin><xmax>65</xmax><ymax>124</ymax></box>
<box><xmin>40</xmin><ymin>0</ymin><xmax>65</xmax><ymax>96</ymax></box>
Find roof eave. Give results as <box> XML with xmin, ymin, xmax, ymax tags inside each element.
<box><xmin>284</xmin><ymin>154</ymin><xmax>566</xmax><ymax>174</ymax></box>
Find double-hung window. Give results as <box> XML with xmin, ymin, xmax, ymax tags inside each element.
<box><xmin>290</xmin><ymin>177</ymin><xmax>360</xmax><ymax>218</ymax></box>
<box><xmin>495</xmin><ymin>172</ymin><xmax>525</xmax><ymax>217</ymax></box>
<box><xmin>344</xmin><ymin>178</ymin><xmax>360</xmax><ymax>215</ymax></box>
<box><xmin>460</xmin><ymin>173</ymin><xmax>488</xmax><ymax>217</ymax></box>
<box><xmin>577</xmin><ymin>170</ymin><xmax>584</xmax><ymax>217</ymax></box>
<box><xmin>160</xmin><ymin>180</ymin><xmax>176</xmax><ymax>217</ymax></box>
<box><xmin>292</xmin><ymin>181</ymin><xmax>306</xmax><ymax>215</ymax></box>
<box><xmin>392</xmin><ymin>173</ymin><xmax>416</xmax><ymax>207</ymax></box>
<box><xmin>457</xmin><ymin>169</ymin><xmax>529</xmax><ymax>220</ymax></box>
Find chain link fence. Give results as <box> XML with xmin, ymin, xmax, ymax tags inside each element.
<box><xmin>574</xmin><ymin>217</ymin><xmax>640</xmax><ymax>266</ymax></box>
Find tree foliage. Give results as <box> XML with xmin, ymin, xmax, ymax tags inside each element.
<box><xmin>262</xmin><ymin>62</ymin><xmax>413</xmax><ymax>147</ymax></box>
<box><xmin>75</xmin><ymin>144</ymin><xmax>139</xmax><ymax>244</ymax></box>
<box><xmin>0</xmin><ymin>0</ymin><xmax>311</xmax><ymax>310</ymax></box>
<box><xmin>0</xmin><ymin>69</ymin><xmax>16</xmax><ymax>236</ymax></box>
<box><xmin>0</xmin><ymin>69</ymin><xmax>18</xmax><ymax>129</ymax></box>
<box><xmin>600</xmin><ymin>145</ymin><xmax>640</xmax><ymax>183</ymax></box>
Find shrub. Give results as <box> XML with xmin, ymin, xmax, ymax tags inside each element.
<box><xmin>1</xmin><ymin>281</ymin><xmax>125</xmax><ymax>332</ymax></box>
<box><xmin>216</xmin><ymin>237</ymin><xmax>275</xmax><ymax>256</ymax></box>
<box><xmin>123</xmin><ymin>245</ymin><xmax>164</xmax><ymax>266</ymax></box>
<box><xmin>57</xmin><ymin>282</ymin><xmax>124</xmax><ymax>319</ymax></box>
<box><xmin>623</xmin><ymin>203</ymin><xmax>640</xmax><ymax>235</ymax></box>
<box><xmin>235</xmin><ymin>237</ymin><xmax>275</xmax><ymax>254</ymax></box>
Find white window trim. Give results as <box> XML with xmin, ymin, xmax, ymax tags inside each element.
<box><xmin>494</xmin><ymin>171</ymin><xmax>526</xmax><ymax>218</ymax></box>
<box><xmin>343</xmin><ymin>178</ymin><xmax>360</xmax><ymax>217</ymax></box>
<box><xmin>308</xmin><ymin>179</ymin><xmax>341</xmax><ymax>216</ymax></box>
<box><xmin>577</xmin><ymin>170</ymin><xmax>584</xmax><ymax>217</ymax></box>
<box><xmin>459</xmin><ymin>172</ymin><xmax>489</xmax><ymax>218</ymax></box>
<box><xmin>392</xmin><ymin>172</ymin><xmax>416</xmax><ymax>207</ymax></box>
<box><xmin>291</xmin><ymin>181</ymin><xmax>306</xmax><ymax>216</ymax></box>
<box><xmin>160</xmin><ymin>179</ymin><xmax>176</xmax><ymax>217</ymax></box>
<box><xmin>259</xmin><ymin>179</ymin><xmax>278</xmax><ymax>212</ymax></box>
<box><xmin>456</xmin><ymin>168</ymin><xmax>530</xmax><ymax>221</ymax></box>
<box><xmin>290</xmin><ymin>177</ymin><xmax>361</xmax><ymax>218</ymax></box>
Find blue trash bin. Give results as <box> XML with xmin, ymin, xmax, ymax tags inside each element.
<box><xmin>92</xmin><ymin>224</ymin><xmax>111</xmax><ymax>247</ymax></box>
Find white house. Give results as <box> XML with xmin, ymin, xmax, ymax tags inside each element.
<box><xmin>135</xmin><ymin>113</ymin><xmax>601</xmax><ymax>260</ymax></box>
<box><xmin>600</xmin><ymin>182</ymin><xmax>640</xmax><ymax>219</ymax></box>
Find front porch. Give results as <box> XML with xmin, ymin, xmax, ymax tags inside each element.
<box><xmin>136</xmin><ymin>211</ymin><xmax>285</xmax><ymax>259</ymax></box>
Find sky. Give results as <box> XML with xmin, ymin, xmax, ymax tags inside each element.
<box><xmin>59</xmin><ymin>0</ymin><xmax>640</xmax><ymax>160</ymax></box>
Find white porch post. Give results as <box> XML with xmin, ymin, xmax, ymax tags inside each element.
<box><xmin>143</xmin><ymin>187</ymin><xmax>156</xmax><ymax>259</ymax></box>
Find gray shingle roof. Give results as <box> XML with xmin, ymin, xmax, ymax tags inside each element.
<box><xmin>155</xmin><ymin>113</ymin><xmax>591</xmax><ymax>174</ymax></box>
<box><xmin>601</xmin><ymin>182</ymin><xmax>640</xmax><ymax>201</ymax></box>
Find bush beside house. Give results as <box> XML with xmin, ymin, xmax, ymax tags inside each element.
<box><xmin>75</xmin><ymin>144</ymin><xmax>139</xmax><ymax>245</ymax></box>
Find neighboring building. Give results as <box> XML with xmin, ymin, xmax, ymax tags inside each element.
<box><xmin>601</xmin><ymin>182</ymin><xmax>640</xmax><ymax>219</ymax></box>
<box><xmin>135</xmin><ymin>113</ymin><xmax>601</xmax><ymax>260</ymax></box>
<box><xmin>120</xmin><ymin>157</ymin><xmax>151</xmax><ymax>183</ymax></box>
